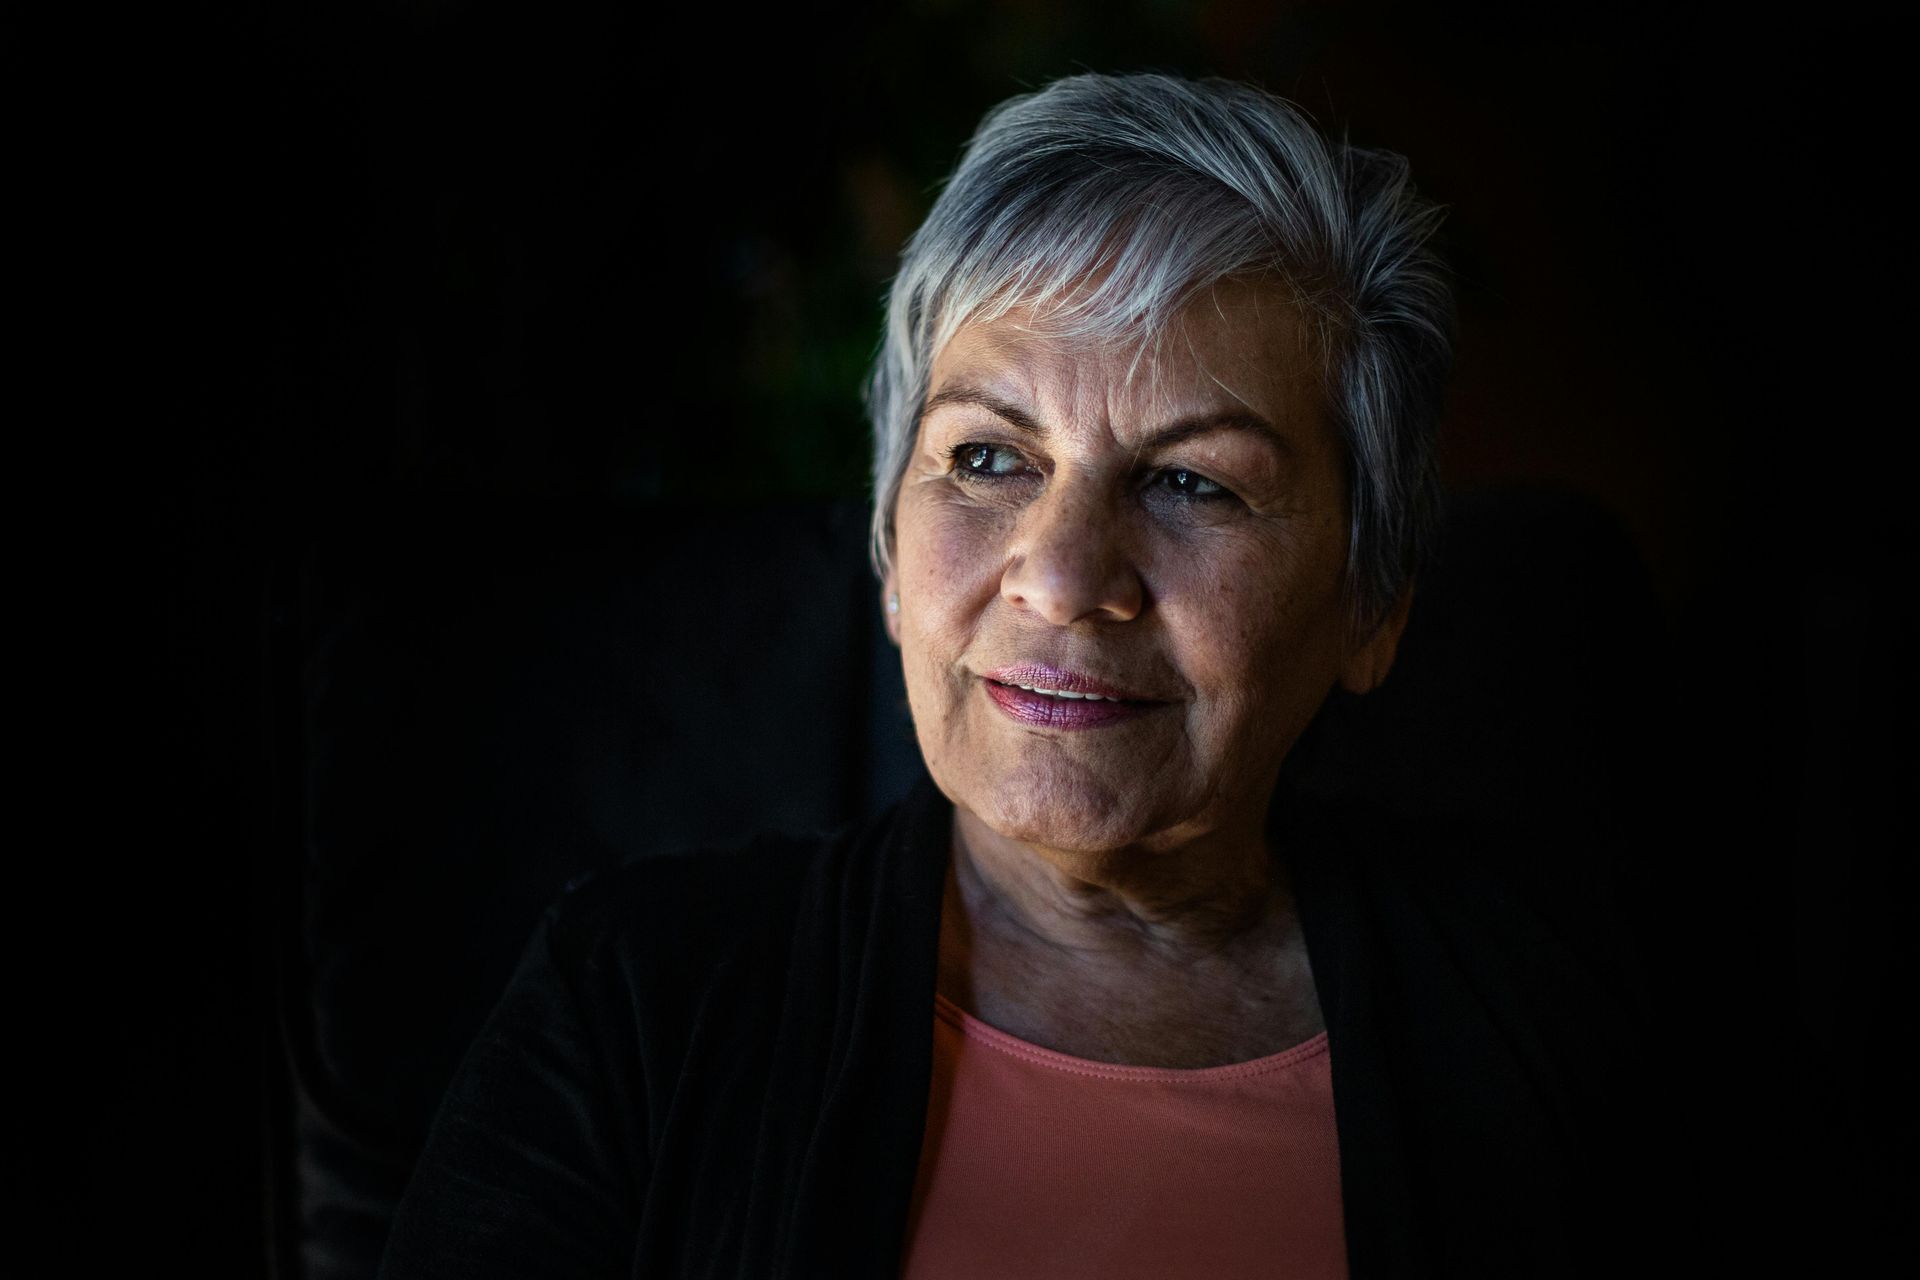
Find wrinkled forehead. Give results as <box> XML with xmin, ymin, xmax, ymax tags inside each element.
<box><xmin>925</xmin><ymin>276</ymin><xmax>1329</xmax><ymax>430</ymax></box>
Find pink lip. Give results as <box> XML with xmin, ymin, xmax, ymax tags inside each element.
<box><xmin>982</xmin><ymin>665</ymin><xmax>1150</xmax><ymax>701</ymax></box>
<box><xmin>980</xmin><ymin>664</ymin><xmax>1164</xmax><ymax>731</ymax></box>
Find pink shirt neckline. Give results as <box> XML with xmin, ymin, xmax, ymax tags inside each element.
<box><xmin>932</xmin><ymin>992</ymin><xmax>1331</xmax><ymax>1085</ymax></box>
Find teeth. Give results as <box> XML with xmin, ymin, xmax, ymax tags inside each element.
<box><xmin>1013</xmin><ymin>683</ymin><xmax>1108</xmax><ymax>701</ymax></box>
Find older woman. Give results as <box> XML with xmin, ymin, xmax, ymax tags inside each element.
<box><xmin>380</xmin><ymin>73</ymin><xmax>1668</xmax><ymax>1278</ymax></box>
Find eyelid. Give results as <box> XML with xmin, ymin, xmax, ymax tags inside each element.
<box><xmin>946</xmin><ymin>439</ymin><xmax>1039</xmax><ymax>478</ymax></box>
<box><xmin>944</xmin><ymin>441</ymin><xmax>1239</xmax><ymax>503</ymax></box>
<box><xmin>1144</xmin><ymin>463</ymin><xmax>1236</xmax><ymax>503</ymax></box>
<box><xmin>1175</xmin><ymin>468</ymin><xmax>1225</xmax><ymax>490</ymax></box>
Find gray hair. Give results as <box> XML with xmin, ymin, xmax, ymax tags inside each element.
<box><xmin>865</xmin><ymin>72</ymin><xmax>1453</xmax><ymax>634</ymax></box>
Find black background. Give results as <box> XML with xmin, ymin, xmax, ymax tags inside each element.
<box><xmin>18</xmin><ymin>2</ymin><xmax>1908</xmax><ymax>1272</ymax></box>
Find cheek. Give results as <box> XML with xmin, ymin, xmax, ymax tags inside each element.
<box><xmin>893</xmin><ymin>497</ymin><xmax>1014</xmax><ymax>783</ymax></box>
<box><xmin>895</xmin><ymin>493</ymin><xmax>1011</xmax><ymax>647</ymax></box>
<box><xmin>1153</xmin><ymin>528</ymin><xmax>1345</xmax><ymax>723</ymax></box>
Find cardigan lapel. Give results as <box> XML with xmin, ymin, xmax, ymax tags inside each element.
<box><xmin>1281</xmin><ymin>787</ymin><xmax>1430</xmax><ymax>1279</ymax></box>
<box><xmin>1284</xmin><ymin>788</ymin><xmax>1604</xmax><ymax>1276</ymax></box>
<box><xmin>760</xmin><ymin>774</ymin><xmax>951</xmax><ymax>1279</ymax></box>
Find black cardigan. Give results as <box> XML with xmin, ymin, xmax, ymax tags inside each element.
<box><xmin>378</xmin><ymin>773</ymin><xmax>1687</xmax><ymax>1278</ymax></box>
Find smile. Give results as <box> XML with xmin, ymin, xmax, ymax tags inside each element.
<box><xmin>999</xmin><ymin>681</ymin><xmax>1117</xmax><ymax>701</ymax></box>
<box><xmin>980</xmin><ymin>671</ymin><xmax>1161</xmax><ymax>731</ymax></box>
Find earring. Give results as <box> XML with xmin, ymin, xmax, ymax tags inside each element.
<box><xmin>887</xmin><ymin>593</ymin><xmax>900</xmax><ymax>615</ymax></box>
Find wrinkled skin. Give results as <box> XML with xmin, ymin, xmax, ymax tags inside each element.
<box><xmin>884</xmin><ymin>278</ymin><xmax>1410</xmax><ymax>1066</ymax></box>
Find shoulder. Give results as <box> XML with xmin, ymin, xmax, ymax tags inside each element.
<box><xmin>475</xmin><ymin>826</ymin><xmax>864</xmax><ymax>1103</ymax></box>
<box><xmin>1290</xmin><ymin>790</ymin><xmax>1649</xmax><ymax>1031</ymax></box>
<box><xmin>535</xmin><ymin>828</ymin><xmax>833</xmax><ymax>985</ymax></box>
<box><xmin>538</xmin><ymin>773</ymin><xmax>949</xmax><ymax>981</ymax></box>
<box><xmin>1297</xmin><ymin>792</ymin><xmax>1624</xmax><ymax>934</ymax></box>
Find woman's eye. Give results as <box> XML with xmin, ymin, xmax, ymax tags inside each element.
<box><xmin>1154</xmin><ymin>467</ymin><xmax>1227</xmax><ymax>499</ymax></box>
<box><xmin>950</xmin><ymin>442</ymin><xmax>1026</xmax><ymax>478</ymax></box>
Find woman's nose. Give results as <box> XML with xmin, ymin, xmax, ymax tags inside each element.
<box><xmin>999</xmin><ymin>477</ymin><xmax>1145</xmax><ymax>625</ymax></box>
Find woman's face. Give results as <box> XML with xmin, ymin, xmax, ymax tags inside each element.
<box><xmin>887</xmin><ymin>277</ymin><xmax>1408</xmax><ymax>857</ymax></box>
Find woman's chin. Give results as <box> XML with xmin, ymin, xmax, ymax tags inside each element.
<box><xmin>959</xmin><ymin>759</ymin><xmax>1176</xmax><ymax>856</ymax></box>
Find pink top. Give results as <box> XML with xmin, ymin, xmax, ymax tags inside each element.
<box><xmin>899</xmin><ymin>994</ymin><xmax>1348</xmax><ymax>1279</ymax></box>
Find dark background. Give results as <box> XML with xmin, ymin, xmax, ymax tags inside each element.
<box><xmin>19</xmin><ymin>2</ymin><xmax>1906</xmax><ymax>1272</ymax></box>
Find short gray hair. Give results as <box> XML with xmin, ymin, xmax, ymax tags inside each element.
<box><xmin>866</xmin><ymin>72</ymin><xmax>1453</xmax><ymax>634</ymax></box>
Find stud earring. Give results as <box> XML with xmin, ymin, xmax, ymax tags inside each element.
<box><xmin>886</xmin><ymin>593</ymin><xmax>900</xmax><ymax>615</ymax></box>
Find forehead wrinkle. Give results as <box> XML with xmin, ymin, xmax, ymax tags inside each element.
<box><xmin>928</xmin><ymin>300</ymin><xmax>1311</xmax><ymax>463</ymax></box>
<box><xmin>1184</xmin><ymin>281</ymin><xmax>1327</xmax><ymax>433</ymax></box>
<box><xmin>948</xmin><ymin>324</ymin><xmax>1127</xmax><ymax>442</ymax></box>
<box><xmin>922</xmin><ymin>321</ymin><xmax>1053</xmax><ymax>434</ymax></box>
<box><xmin>920</xmin><ymin>382</ymin><xmax>1044</xmax><ymax>435</ymax></box>
<box><xmin>1144</xmin><ymin>317</ymin><xmax>1264</xmax><ymax>447</ymax></box>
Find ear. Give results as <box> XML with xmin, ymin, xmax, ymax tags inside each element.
<box><xmin>880</xmin><ymin>573</ymin><xmax>901</xmax><ymax>646</ymax></box>
<box><xmin>1337</xmin><ymin>583</ymin><xmax>1414</xmax><ymax>695</ymax></box>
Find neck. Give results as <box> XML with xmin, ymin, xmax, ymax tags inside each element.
<box><xmin>948</xmin><ymin>803</ymin><xmax>1294</xmax><ymax>966</ymax></box>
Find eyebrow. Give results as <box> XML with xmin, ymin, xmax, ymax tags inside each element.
<box><xmin>919</xmin><ymin>385</ymin><xmax>1044</xmax><ymax>434</ymax></box>
<box><xmin>919</xmin><ymin>383</ymin><xmax>1292</xmax><ymax>455</ymax></box>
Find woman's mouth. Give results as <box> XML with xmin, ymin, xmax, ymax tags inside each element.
<box><xmin>980</xmin><ymin>666</ymin><xmax>1162</xmax><ymax>731</ymax></box>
